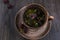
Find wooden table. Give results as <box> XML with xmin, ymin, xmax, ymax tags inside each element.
<box><xmin>0</xmin><ymin>0</ymin><xmax>60</xmax><ymax>40</ymax></box>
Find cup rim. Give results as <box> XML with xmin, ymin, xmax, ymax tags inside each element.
<box><xmin>21</xmin><ymin>3</ymin><xmax>49</xmax><ymax>28</ymax></box>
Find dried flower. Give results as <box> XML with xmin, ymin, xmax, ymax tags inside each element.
<box><xmin>8</xmin><ymin>4</ymin><xmax>13</xmax><ymax>9</ymax></box>
<box><xmin>3</xmin><ymin>0</ymin><xmax>9</xmax><ymax>4</ymax></box>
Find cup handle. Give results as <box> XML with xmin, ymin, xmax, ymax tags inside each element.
<box><xmin>48</xmin><ymin>16</ymin><xmax>54</xmax><ymax>21</ymax></box>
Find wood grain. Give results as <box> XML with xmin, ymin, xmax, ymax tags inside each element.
<box><xmin>0</xmin><ymin>0</ymin><xmax>60</xmax><ymax>40</ymax></box>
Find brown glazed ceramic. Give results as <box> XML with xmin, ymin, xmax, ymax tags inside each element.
<box><xmin>15</xmin><ymin>3</ymin><xmax>54</xmax><ymax>40</ymax></box>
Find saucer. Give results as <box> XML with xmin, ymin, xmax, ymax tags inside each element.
<box><xmin>16</xmin><ymin>21</ymin><xmax>51</xmax><ymax>39</ymax></box>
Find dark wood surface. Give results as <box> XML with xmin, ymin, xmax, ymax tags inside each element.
<box><xmin>0</xmin><ymin>0</ymin><xmax>60</xmax><ymax>40</ymax></box>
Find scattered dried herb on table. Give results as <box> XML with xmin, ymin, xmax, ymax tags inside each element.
<box><xmin>20</xmin><ymin>24</ymin><xmax>28</xmax><ymax>33</ymax></box>
<box><xmin>3</xmin><ymin>0</ymin><xmax>13</xmax><ymax>9</ymax></box>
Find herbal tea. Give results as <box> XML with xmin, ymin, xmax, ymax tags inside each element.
<box><xmin>23</xmin><ymin>5</ymin><xmax>46</xmax><ymax>28</ymax></box>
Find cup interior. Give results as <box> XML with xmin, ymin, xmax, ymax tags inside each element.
<box><xmin>23</xmin><ymin>4</ymin><xmax>47</xmax><ymax>28</ymax></box>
